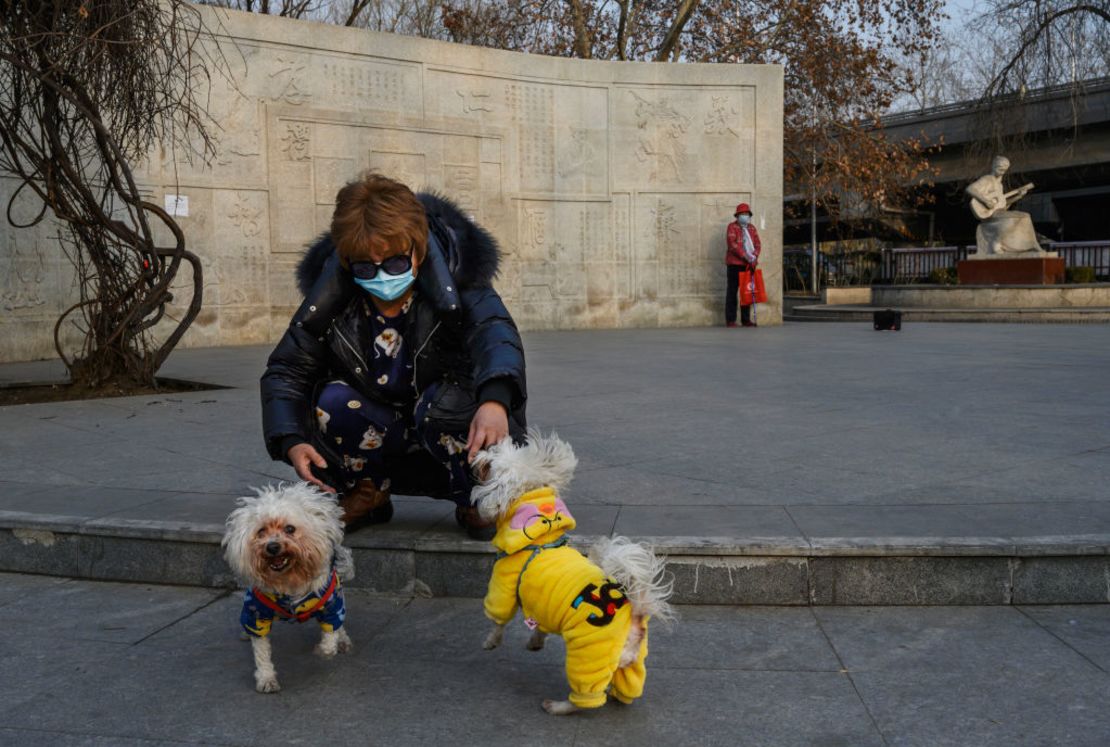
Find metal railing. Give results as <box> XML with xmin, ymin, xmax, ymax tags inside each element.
<box><xmin>783</xmin><ymin>241</ymin><xmax>1110</xmax><ymax>290</ymax></box>
<box><xmin>1051</xmin><ymin>242</ymin><xmax>1110</xmax><ymax>279</ymax></box>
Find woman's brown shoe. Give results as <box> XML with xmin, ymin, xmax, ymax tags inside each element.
<box><xmin>339</xmin><ymin>480</ymin><xmax>393</xmax><ymax>532</ymax></box>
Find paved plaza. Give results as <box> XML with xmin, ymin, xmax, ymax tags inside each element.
<box><xmin>1</xmin><ymin>323</ymin><xmax>1109</xmax><ymax>544</ymax></box>
<box><xmin>2</xmin><ymin>323</ymin><xmax>1110</xmax><ymax>744</ymax></box>
<box><xmin>1</xmin><ymin>571</ymin><xmax>1109</xmax><ymax>746</ymax></box>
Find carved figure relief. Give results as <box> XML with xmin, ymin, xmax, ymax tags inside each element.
<box><xmin>558</xmin><ymin>128</ymin><xmax>598</xmax><ymax>178</ymax></box>
<box><xmin>704</xmin><ymin>96</ymin><xmax>740</xmax><ymax>138</ymax></box>
<box><xmin>369</xmin><ymin>151</ymin><xmax>426</xmax><ymax>191</ymax></box>
<box><xmin>457</xmin><ymin>88</ymin><xmax>494</xmax><ymax>114</ymax></box>
<box><xmin>270</xmin><ymin>55</ymin><xmax>311</xmax><ymax>106</ymax></box>
<box><xmin>211</xmin><ymin>266</ymin><xmax>250</xmax><ymax>307</ymax></box>
<box><xmin>280</xmin><ymin>124</ymin><xmax>311</xmax><ymax>161</ymax></box>
<box><xmin>1</xmin><ymin>243</ymin><xmax>47</xmax><ymax>311</ymax></box>
<box><xmin>444</xmin><ymin>164</ymin><xmax>479</xmax><ymax>212</ymax></box>
<box><xmin>651</xmin><ymin>200</ymin><xmax>679</xmax><ymax>246</ymax></box>
<box><xmin>524</xmin><ymin>207</ymin><xmax>548</xmax><ymax>248</ymax></box>
<box><xmin>630</xmin><ymin>92</ymin><xmax>690</xmax><ymax>182</ymax></box>
<box><xmin>215</xmin><ymin>95</ymin><xmax>263</xmax><ymax>166</ymax></box>
<box><xmin>228</xmin><ymin>194</ymin><xmax>264</xmax><ymax>238</ymax></box>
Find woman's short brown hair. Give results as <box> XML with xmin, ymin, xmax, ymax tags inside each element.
<box><xmin>330</xmin><ymin>173</ymin><xmax>428</xmax><ymax>267</ymax></box>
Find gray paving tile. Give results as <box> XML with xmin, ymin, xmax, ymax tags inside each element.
<box><xmin>0</xmin><ymin>570</ymin><xmax>69</xmax><ymax>607</ymax></box>
<box><xmin>575</xmin><ymin>669</ymin><xmax>885</xmax><ymax>747</ymax></box>
<box><xmin>569</xmin><ymin>464</ymin><xmax>737</xmax><ymax>507</ymax></box>
<box><xmin>0</xmin><ymin>576</ymin><xmax>222</xmax><ymax>645</ymax></box>
<box><xmin>814</xmin><ymin>606</ymin><xmax>1097</xmax><ymax>674</ymax></box>
<box><xmin>93</xmin><ymin>491</ymin><xmax>244</xmax><ymax>525</ymax></box>
<box><xmin>790</xmin><ymin>500</ymin><xmax>1110</xmax><ymax>540</ymax></box>
<box><xmin>851</xmin><ymin>669</ymin><xmax>1110</xmax><ymax>746</ymax></box>
<box><xmin>561</xmin><ymin>502</ymin><xmax>620</xmax><ymax>535</ymax></box>
<box><xmin>613</xmin><ymin>505</ymin><xmax>803</xmax><ymax>540</ymax></box>
<box><xmin>0</xmin><ymin>729</ymin><xmax>187</xmax><ymax>746</ymax></box>
<box><xmin>647</xmin><ymin>605</ymin><xmax>842</xmax><ymax>673</ymax></box>
<box><xmin>1</xmin><ymin>484</ymin><xmax>178</xmax><ymax>519</ymax></box>
<box><xmin>1019</xmin><ymin>605</ymin><xmax>1110</xmax><ymax>671</ymax></box>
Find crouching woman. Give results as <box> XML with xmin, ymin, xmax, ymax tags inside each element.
<box><xmin>261</xmin><ymin>173</ymin><xmax>526</xmax><ymax>539</ymax></box>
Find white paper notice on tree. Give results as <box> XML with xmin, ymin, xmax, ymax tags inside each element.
<box><xmin>164</xmin><ymin>194</ymin><xmax>189</xmax><ymax>217</ymax></box>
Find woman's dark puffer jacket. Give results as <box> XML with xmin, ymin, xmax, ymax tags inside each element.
<box><xmin>260</xmin><ymin>193</ymin><xmax>526</xmax><ymax>494</ymax></box>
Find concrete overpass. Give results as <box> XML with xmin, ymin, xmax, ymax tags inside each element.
<box><xmin>786</xmin><ymin>78</ymin><xmax>1110</xmax><ymax>245</ymax></box>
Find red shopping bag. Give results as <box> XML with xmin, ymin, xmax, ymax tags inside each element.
<box><xmin>739</xmin><ymin>269</ymin><xmax>767</xmax><ymax>305</ymax></box>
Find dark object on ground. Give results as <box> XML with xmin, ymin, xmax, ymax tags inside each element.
<box><xmin>873</xmin><ymin>309</ymin><xmax>902</xmax><ymax>331</ymax></box>
<box><xmin>0</xmin><ymin>377</ymin><xmax>223</xmax><ymax>406</ymax></box>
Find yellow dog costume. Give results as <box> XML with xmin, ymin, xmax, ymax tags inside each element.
<box><xmin>483</xmin><ymin>486</ymin><xmax>651</xmax><ymax>709</ymax></box>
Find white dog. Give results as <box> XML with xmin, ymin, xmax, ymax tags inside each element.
<box><xmin>222</xmin><ymin>483</ymin><xmax>355</xmax><ymax>693</ymax></box>
<box><xmin>472</xmin><ymin>430</ymin><xmax>675</xmax><ymax>715</ymax></box>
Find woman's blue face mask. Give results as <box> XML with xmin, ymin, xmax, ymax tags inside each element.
<box><xmin>353</xmin><ymin>268</ymin><xmax>415</xmax><ymax>301</ymax></box>
<box><xmin>350</xmin><ymin>254</ymin><xmax>416</xmax><ymax>301</ymax></box>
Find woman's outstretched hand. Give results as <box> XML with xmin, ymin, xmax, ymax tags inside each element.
<box><xmin>467</xmin><ymin>401</ymin><xmax>509</xmax><ymax>464</ymax></box>
<box><xmin>287</xmin><ymin>442</ymin><xmax>336</xmax><ymax>493</ymax></box>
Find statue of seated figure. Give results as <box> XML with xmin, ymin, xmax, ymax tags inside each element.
<box><xmin>965</xmin><ymin>156</ymin><xmax>1044</xmax><ymax>257</ymax></box>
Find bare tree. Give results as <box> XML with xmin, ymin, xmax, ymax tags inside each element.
<box><xmin>437</xmin><ymin>0</ymin><xmax>945</xmax><ymax>220</ymax></box>
<box><xmin>0</xmin><ymin>1</ymin><xmax>222</xmax><ymax>388</ymax></box>
<box><xmin>195</xmin><ymin>0</ymin><xmax>322</xmax><ymax>18</ymax></box>
<box><xmin>982</xmin><ymin>0</ymin><xmax>1110</xmax><ymax>97</ymax></box>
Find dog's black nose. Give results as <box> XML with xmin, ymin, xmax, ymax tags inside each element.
<box><xmin>265</xmin><ymin>541</ymin><xmax>281</xmax><ymax>556</ymax></box>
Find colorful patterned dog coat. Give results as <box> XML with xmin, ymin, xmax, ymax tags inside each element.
<box><xmin>240</xmin><ymin>569</ymin><xmax>346</xmax><ymax>638</ymax></box>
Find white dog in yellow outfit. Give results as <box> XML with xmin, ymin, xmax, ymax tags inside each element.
<box><xmin>471</xmin><ymin>430</ymin><xmax>674</xmax><ymax>715</ymax></box>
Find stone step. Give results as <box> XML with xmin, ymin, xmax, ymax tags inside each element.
<box><xmin>3</xmin><ymin>512</ymin><xmax>1107</xmax><ymax>606</ymax></box>
<box><xmin>788</xmin><ymin>304</ymin><xmax>1110</xmax><ymax>323</ymax></box>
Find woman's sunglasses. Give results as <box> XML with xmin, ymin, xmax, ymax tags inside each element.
<box><xmin>350</xmin><ymin>253</ymin><xmax>413</xmax><ymax>279</ymax></box>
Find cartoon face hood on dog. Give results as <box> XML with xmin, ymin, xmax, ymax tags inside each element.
<box><xmin>491</xmin><ymin>486</ymin><xmax>578</xmax><ymax>555</ymax></box>
<box><xmin>470</xmin><ymin>429</ymin><xmax>580</xmax><ymax>554</ymax></box>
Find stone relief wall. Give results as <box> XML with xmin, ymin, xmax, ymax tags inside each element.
<box><xmin>0</xmin><ymin>8</ymin><xmax>782</xmax><ymax>362</ymax></box>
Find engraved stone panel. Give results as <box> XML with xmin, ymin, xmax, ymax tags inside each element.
<box><xmin>319</xmin><ymin>59</ymin><xmax>420</xmax><ymax>113</ymax></box>
<box><xmin>554</xmin><ymin>86</ymin><xmax>608</xmax><ymax>196</ymax></box>
<box><xmin>370</xmin><ymin>151</ymin><xmax>427</xmax><ymax>192</ymax></box>
<box><xmin>0</xmin><ymin>9</ymin><xmax>782</xmax><ymax>361</ymax></box>
<box><xmin>314</xmin><ymin>157</ymin><xmax>358</xmax><ymax>204</ymax></box>
<box><xmin>611</xmin><ymin>87</ymin><xmax>758</xmax><ymax>193</ymax></box>
<box><xmin>444</xmin><ymin>164</ymin><xmax>479</xmax><ymax>213</ymax></box>
<box><xmin>505</xmin><ymin>82</ymin><xmax>556</xmax><ymax>195</ymax></box>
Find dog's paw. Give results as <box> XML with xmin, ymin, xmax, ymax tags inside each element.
<box><xmin>336</xmin><ymin>636</ymin><xmax>353</xmax><ymax>654</ymax></box>
<box><xmin>542</xmin><ymin>699</ymin><xmax>578</xmax><ymax>716</ymax></box>
<box><xmin>314</xmin><ymin>642</ymin><xmax>338</xmax><ymax>659</ymax></box>
<box><xmin>483</xmin><ymin>627</ymin><xmax>504</xmax><ymax>650</ymax></box>
<box><xmin>525</xmin><ymin>631</ymin><xmax>546</xmax><ymax>651</ymax></box>
<box><xmin>255</xmin><ymin>675</ymin><xmax>281</xmax><ymax>694</ymax></box>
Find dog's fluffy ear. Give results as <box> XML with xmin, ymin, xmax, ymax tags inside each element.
<box><xmin>470</xmin><ymin>428</ymin><xmax>577</xmax><ymax>521</ymax></box>
<box><xmin>222</xmin><ymin>493</ymin><xmax>262</xmax><ymax>583</ymax></box>
<box><xmin>292</xmin><ymin>483</ymin><xmax>354</xmax><ymax>581</ymax></box>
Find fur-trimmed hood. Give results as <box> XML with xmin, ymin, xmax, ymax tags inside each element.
<box><xmin>296</xmin><ymin>192</ymin><xmax>500</xmax><ymax>296</ymax></box>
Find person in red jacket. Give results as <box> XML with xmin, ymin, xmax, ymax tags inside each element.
<box><xmin>725</xmin><ymin>202</ymin><xmax>762</xmax><ymax>327</ymax></box>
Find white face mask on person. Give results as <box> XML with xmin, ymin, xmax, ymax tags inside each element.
<box><xmin>737</xmin><ymin>214</ymin><xmax>751</xmax><ymax>225</ymax></box>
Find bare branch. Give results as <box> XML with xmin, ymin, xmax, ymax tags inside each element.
<box><xmin>654</xmin><ymin>0</ymin><xmax>700</xmax><ymax>61</ymax></box>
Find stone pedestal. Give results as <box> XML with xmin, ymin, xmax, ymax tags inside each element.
<box><xmin>957</xmin><ymin>257</ymin><xmax>1065</xmax><ymax>285</ymax></box>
